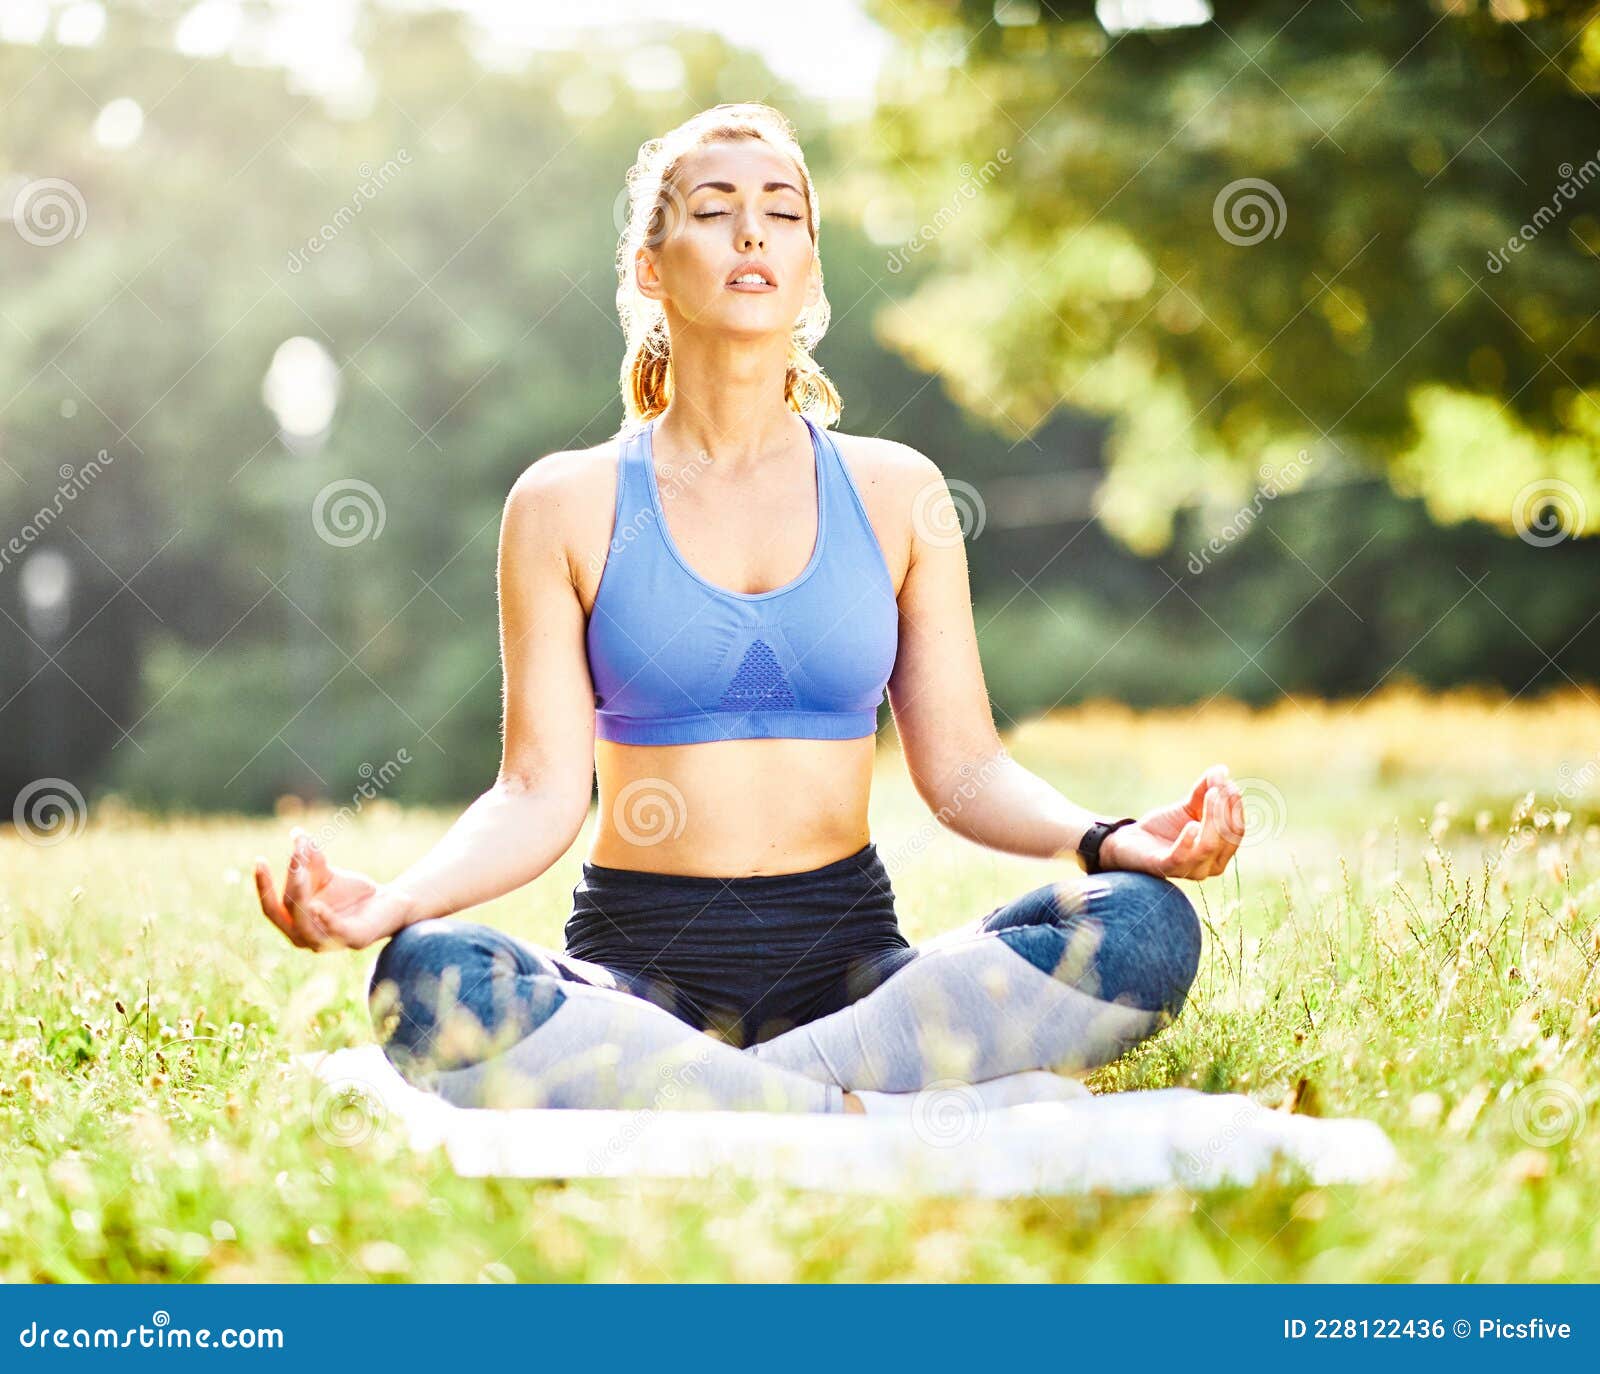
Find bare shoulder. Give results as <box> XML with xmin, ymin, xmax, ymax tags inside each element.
<box><xmin>827</xmin><ymin>429</ymin><xmax>944</xmax><ymax>494</ymax></box>
<box><xmin>505</xmin><ymin>439</ymin><xmax>621</xmax><ymax>514</ymax></box>
<box><xmin>501</xmin><ymin>438</ymin><xmax>626</xmax><ymax>596</ymax></box>
<box><xmin>826</xmin><ymin>430</ymin><xmax>951</xmax><ymax>591</ymax></box>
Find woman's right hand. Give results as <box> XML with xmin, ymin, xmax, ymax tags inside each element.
<box><xmin>253</xmin><ymin>827</ymin><xmax>413</xmax><ymax>952</ymax></box>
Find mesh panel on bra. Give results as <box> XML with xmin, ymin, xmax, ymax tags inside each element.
<box><xmin>719</xmin><ymin>638</ymin><xmax>796</xmax><ymax>710</ymax></box>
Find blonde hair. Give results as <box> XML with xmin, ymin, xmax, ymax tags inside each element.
<box><xmin>615</xmin><ymin>102</ymin><xmax>841</xmax><ymax>428</ymax></box>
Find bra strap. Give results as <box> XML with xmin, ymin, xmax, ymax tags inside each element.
<box><xmin>810</xmin><ymin>417</ymin><xmax>854</xmax><ymax>529</ymax></box>
<box><xmin>613</xmin><ymin>423</ymin><xmax>648</xmax><ymax>529</ymax></box>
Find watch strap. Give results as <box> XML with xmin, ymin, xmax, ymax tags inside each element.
<box><xmin>1077</xmin><ymin>817</ymin><xmax>1137</xmax><ymax>874</ymax></box>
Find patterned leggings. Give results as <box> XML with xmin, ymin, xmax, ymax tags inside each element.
<box><xmin>366</xmin><ymin>843</ymin><xmax>1202</xmax><ymax>1113</ymax></box>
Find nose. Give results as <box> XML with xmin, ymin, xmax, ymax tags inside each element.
<box><xmin>735</xmin><ymin>208</ymin><xmax>764</xmax><ymax>251</ymax></box>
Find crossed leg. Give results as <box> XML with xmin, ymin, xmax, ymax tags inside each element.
<box><xmin>366</xmin><ymin>921</ymin><xmax>848</xmax><ymax>1112</ymax></box>
<box><xmin>365</xmin><ymin>869</ymin><xmax>1201</xmax><ymax>1112</ymax></box>
<box><xmin>745</xmin><ymin>869</ymin><xmax>1203</xmax><ymax>1091</ymax></box>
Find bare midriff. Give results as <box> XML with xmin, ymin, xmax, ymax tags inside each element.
<box><xmin>589</xmin><ymin>735</ymin><xmax>877</xmax><ymax>876</ymax></box>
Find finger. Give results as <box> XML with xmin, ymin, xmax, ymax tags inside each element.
<box><xmin>253</xmin><ymin>859</ymin><xmax>288</xmax><ymax>932</ymax></box>
<box><xmin>254</xmin><ymin>859</ymin><xmax>307</xmax><ymax>948</ymax></box>
<box><xmin>1230</xmin><ymin>783</ymin><xmax>1249</xmax><ymax>844</ymax></box>
<box><xmin>1207</xmin><ymin>782</ymin><xmax>1239</xmax><ymax>850</ymax></box>
<box><xmin>283</xmin><ymin>877</ymin><xmax>335</xmax><ymax>952</ymax></box>
<box><xmin>1183</xmin><ymin>771</ymin><xmax>1210</xmax><ymax>821</ymax></box>
<box><xmin>305</xmin><ymin>838</ymin><xmax>334</xmax><ymax>886</ymax></box>
<box><xmin>301</xmin><ymin>898</ymin><xmax>340</xmax><ymax>950</ymax></box>
<box><xmin>282</xmin><ymin>850</ymin><xmax>322</xmax><ymax>942</ymax></box>
<box><xmin>282</xmin><ymin>852</ymin><xmax>304</xmax><ymax>920</ymax></box>
<box><xmin>1167</xmin><ymin>818</ymin><xmax>1203</xmax><ymax>873</ymax></box>
<box><xmin>293</xmin><ymin>826</ymin><xmax>334</xmax><ymax>886</ymax></box>
<box><xmin>1217</xmin><ymin>787</ymin><xmax>1245</xmax><ymax>860</ymax></box>
<box><xmin>1192</xmin><ymin>786</ymin><xmax>1226</xmax><ymax>861</ymax></box>
<box><xmin>1182</xmin><ymin>811</ymin><xmax>1224</xmax><ymax>879</ymax></box>
<box><xmin>284</xmin><ymin>837</ymin><xmax>319</xmax><ymax>909</ymax></box>
<box><xmin>1214</xmin><ymin>782</ymin><xmax>1244</xmax><ymax>847</ymax></box>
<box><xmin>1211</xmin><ymin>789</ymin><xmax>1246</xmax><ymax>872</ymax></box>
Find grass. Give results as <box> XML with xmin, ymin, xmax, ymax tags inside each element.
<box><xmin>2</xmin><ymin>680</ymin><xmax>1597</xmax><ymax>1281</ymax></box>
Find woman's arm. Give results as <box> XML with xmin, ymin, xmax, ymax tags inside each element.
<box><xmin>884</xmin><ymin>449</ymin><xmax>1243</xmax><ymax>881</ymax></box>
<box><xmin>381</xmin><ymin>456</ymin><xmax>599</xmax><ymax>924</ymax></box>
<box><xmin>254</xmin><ymin>454</ymin><xmax>600</xmax><ymax>949</ymax></box>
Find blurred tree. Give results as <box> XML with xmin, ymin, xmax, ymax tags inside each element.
<box><xmin>0</xmin><ymin>3</ymin><xmax>809</xmax><ymax>810</ymax></box>
<box><xmin>4</xmin><ymin>0</ymin><xmax>1598</xmax><ymax>820</ymax></box>
<box><xmin>863</xmin><ymin>0</ymin><xmax>1600</xmax><ymax>552</ymax></box>
<box><xmin>0</xmin><ymin>1</ymin><xmax>1030</xmax><ymax>811</ymax></box>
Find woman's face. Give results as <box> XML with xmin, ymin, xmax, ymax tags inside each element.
<box><xmin>636</xmin><ymin>139</ymin><xmax>820</xmax><ymax>339</ymax></box>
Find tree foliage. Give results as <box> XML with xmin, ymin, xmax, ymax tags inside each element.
<box><xmin>866</xmin><ymin>0</ymin><xmax>1600</xmax><ymax>551</ymax></box>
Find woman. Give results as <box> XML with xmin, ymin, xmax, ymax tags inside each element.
<box><xmin>254</xmin><ymin>103</ymin><xmax>1245</xmax><ymax>1116</ymax></box>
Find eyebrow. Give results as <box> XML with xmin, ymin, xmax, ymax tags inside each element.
<box><xmin>688</xmin><ymin>180</ymin><xmax>803</xmax><ymax>195</ymax></box>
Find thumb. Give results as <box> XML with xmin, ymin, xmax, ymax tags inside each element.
<box><xmin>1169</xmin><ymin>817</ymin><xmax>1203</xmax><ymax>864</ymax></box>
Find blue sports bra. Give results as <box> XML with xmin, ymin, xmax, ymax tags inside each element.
<box><xmin>585</xmin><ymin>415</ymin><xmax>899</xmax><ymax>745</ymax></box>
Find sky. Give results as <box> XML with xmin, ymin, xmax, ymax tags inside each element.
<box><xmin>443</xmin><ymin>0</ymin><xmax>896</xmax><ymax>105</ymax></box>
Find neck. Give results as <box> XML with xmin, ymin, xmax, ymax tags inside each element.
<box><xmin>653</xmin><ymin>327</ymin><xmax>800</xmax><ymax>467</ymax></box>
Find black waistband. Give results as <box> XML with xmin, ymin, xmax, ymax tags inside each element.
<box><xmin>565</xmin><ymin>840</ymin><xmax>899</xmax><ymax>962</ymax></box>
<box><xmin>577</xmin><ymin>840</ymin><xmax>884</xmax><ymax>893</ymax></box>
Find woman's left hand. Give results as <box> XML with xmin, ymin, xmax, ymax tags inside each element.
<box><xmin>1097</xmin><ymin>764</ymin><xmax>1246</xmax><ymax>880</ymax></box>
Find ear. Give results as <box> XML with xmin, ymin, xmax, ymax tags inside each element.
<box><xmin>634</xmin><ymin>246</ymin><xmax>665</xmax><ymax>303</ymax></box>
<box><xmin>803</xmin><ymin>255</ymin><xmax>822</xmax><ymax>310</ymax></box>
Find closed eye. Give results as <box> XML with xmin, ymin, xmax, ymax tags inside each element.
<box><xmin>692</xmin><ymin>211</ymin><xmax>804</xmax><ymax>221</ymax></box>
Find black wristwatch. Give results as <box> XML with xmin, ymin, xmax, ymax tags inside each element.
<box><xmin>1076</xmin><ymin>817</ymin><xmax>1137</xmax><ymax>874</ymax></box>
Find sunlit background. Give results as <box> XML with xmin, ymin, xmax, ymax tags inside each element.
<box><xmin>4</xmin><ymin>0</ymin><xmax>1599</xmax><ymax>816</ymax></box>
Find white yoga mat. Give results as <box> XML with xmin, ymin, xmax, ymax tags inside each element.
<box><xmin>297</xmin><ymin>1045</ymin><xmax>1401</xmax><ymax>1198</ymax></box>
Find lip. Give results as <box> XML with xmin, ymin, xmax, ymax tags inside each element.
<box><xmin>726</xmin><ymin>260</ymin><xmax>777</xmax><ymax>290</ymax></box>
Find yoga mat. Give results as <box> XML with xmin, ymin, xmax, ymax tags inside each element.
<box><xmin>296</xmin><ymin>1046</ymin><xmax>1401</xmax><ymax>1198</ymax></box>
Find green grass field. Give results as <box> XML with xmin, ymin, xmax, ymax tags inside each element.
<box><xmin>3</xmin><ymin>683</ymin><xmax>1596</xmax><ymax>1281</ymax></box>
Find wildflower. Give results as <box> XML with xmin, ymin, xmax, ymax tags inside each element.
<box><xmin>1407</xmin><ymin>1092</ymin><xmax>1444</xmax><ymax>1127</ymax></box>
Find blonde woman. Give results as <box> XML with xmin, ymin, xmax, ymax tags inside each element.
<box><xmin>255</xmin><ymin>103</ymin><xmax>1245</xmax><ymax>1114</ymax></box>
